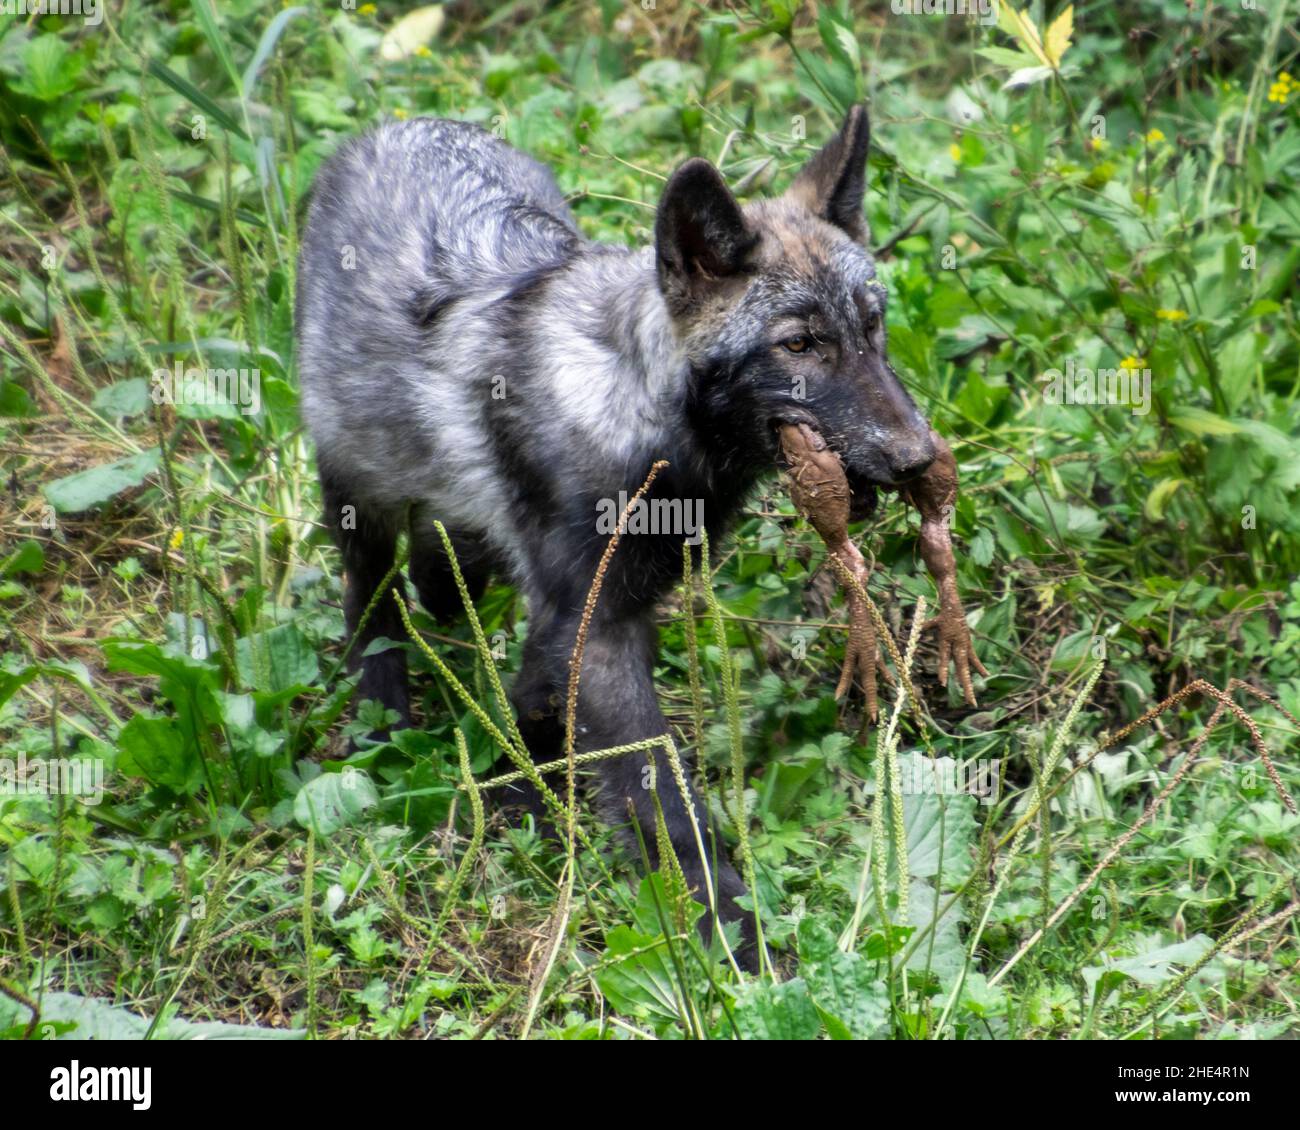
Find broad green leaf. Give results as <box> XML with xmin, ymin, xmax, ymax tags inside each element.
<box><xmin>1</xmin><ymin>539</ymin><xmax>44</xmax><ymax>577</ymax></box>
<box><xmin>0</xmin><ymin>379</ymin><xmax>38</xmax><ymax>418</ymax></box>
<box><xmin>292</xmin><ymin>89</ymin><xmax>359</xmax><ymax>131</ymax></box>
<box><xmin>1217</xmin><ymin>332</ymin><xmax>1261</xmax><ymax>412</ymax></box>
<box><xmin>92</xmin><ymin>378</ymin><xmax>151</xmax><ymax>419</ymax></box>
<box><xmin>171</xmin><ymin>368</ymin><xmax>256</xmax><ymax>420</ymax></box>
<box><xmin>1082</xmin><ymin>934</ymin><xmax>1214</xmax><ymax>996</ymax></box>
<box><xmin>14</xmin><ymin>35</ymin><xmax>84</xmax><ymax>101</ymax></box>
<box><xmin>900</xmin><ymin>780</ymin><xmax>977</xmax><ymax>884</ymax></box>
<box><xmin>594</xmin><ymin>925</ymin><xmax>684</xmax><ymax>1025</ymax></box>
<box><xmin>907</xmin><ymin>877</ymin><xmax>967</xmax><ymax>981</ymax></box>
<box><xmin>731</xmin><ymin>978</ymin><xmax>821</xmax><ymax>1040</ymax></box>
<box><xmin>960</xmin><ymin>972</ymin><xmax>1008</xmax><ymax>1017</ymax></box>
<box><xmin>235</xmin><ymin>624</ymin><xmax>320</xmax><ymax>693</ymax></box>
<box><xmin>970</xmin><ymin>527</ymin><xmax>995</xmax><ymax>567</ymax></box>
<box><xmin>803</xmin><ymin>949</ymin><xmax>889</xmax><ymax>1038</ymax></box>
<box><xmin>796</xmin><ymin>915</ymin><xmax>840</xmax><ymax>963</ymax></box>
<box><xmin>763</xmin><ymin>752</ymin><xmax>825</xmax><ymax>819</ymax></box>
<box><xmin>116</xmin><ymin>714</ymin><xmax>201</xmax><ymax>793</ymax></box>
<box><xmin>45</xmin><ymin>449</ymin><xmax>161</xmax><ymax>513</ymax></box>
<box><xmin>630</xmin><ymin>872</ymin><xmax>704</xmax><ymax>937</ymax></box>
<box><xmin>2</xmin><ymin>991</ymin><xmax>303</xmax><ymax>1039</ymax></box>
<box><xmin>1235</xmin><ymin>418</ymin><xmax>1296</xmax><ymax>459</ymax></box>
<box><xmin>0</xmin><ymin>661</ymin><xmax>96</xmax><ymax>713</ymax></box>
<box><xmin>293</xmin><ymin>768</ymin><xmax>379</xmax><ymax>835</ymax></box>
<box><xmin>1021</xmin><ymin>494</ymin><xmax>1105</xmax><ymax>545</ymax></box>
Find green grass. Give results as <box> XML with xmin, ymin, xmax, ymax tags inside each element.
<box><xmin>1</xmin><ymin>0</ymin><xmax>1298</xmax><ymax>1040</ymax></box>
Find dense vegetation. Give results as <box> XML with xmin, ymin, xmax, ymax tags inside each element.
<box><xmin>1</xmin><ymin>0</ymin><xmax>1298</xmax><ymax>1040</ymax></box>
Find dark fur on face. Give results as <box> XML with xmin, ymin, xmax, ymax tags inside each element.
<box><xmin>658</xmin><ymin>106</ymin><xmax>935</xmax><ymax>520</ymax></box>
<box><xmin>297</xmin><ymin>106</ymin><xmax>934</xmax><ymax>968</ymax></box>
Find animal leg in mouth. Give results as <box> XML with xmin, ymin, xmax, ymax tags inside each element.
<box><xmin>899</xmin><ymin>429</ymin><xmax>988</xmax><ymax>705</ymax></box>
<box><xmin>778</xmin><ymin>423</ymin><xmax>889</xmax><ymax>721</ymax></box>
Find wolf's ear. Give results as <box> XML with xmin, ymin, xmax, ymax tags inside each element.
<box><xmin>655</xmin><ymin>158</ymin><xmax>756</xmax><ymax>309</ymax></box>
<box><xmin>789</xmin><ymin>104</ymin><xmax>871</xmax><ymax>243</ymax></box>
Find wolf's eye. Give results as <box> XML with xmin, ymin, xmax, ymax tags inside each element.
<box><xmin>782</xmin><ymin>335</ymin><xmax>812</xmax><ymax>354</ymax></box>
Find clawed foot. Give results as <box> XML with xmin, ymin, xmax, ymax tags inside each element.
<box><xmin>835</xmin><ymin>593</ymin><xmax>893</xmax><ymax>722</ymax></box>
<box><xmin>902</xmin><ymin>429</ymin><xmax>989</xmax><ymax>707</ymax></box>
<box><xmin>927</xmin><ymin>590</ymin><xmax>988</xmax><ymax>706</ymax></box>
<box><xmin>779</xmin><ymin>421</ymin><xmax>991</xmax><ymax>721</ymax></box>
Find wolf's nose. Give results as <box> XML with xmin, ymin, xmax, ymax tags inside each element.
<box><xmin>887</xmin><ymin>441</ymin><xmax>936</xmax><ymax>483</ymax></box>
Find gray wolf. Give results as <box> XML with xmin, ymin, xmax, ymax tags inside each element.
<box><xmin>296</xmin><ymin>106</ymin><xmax>935</xmax><ymax>963</ymax></box>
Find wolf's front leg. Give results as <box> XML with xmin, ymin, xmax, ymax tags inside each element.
<box><xmin>319</xmin><ymin>469</ymin><xmax>411</xmax><ymax>738</ymax></box>
<box><xmin>535</xmin><ymin>610</ymin><xmax>755</xmax><ymax>968</ymax></box>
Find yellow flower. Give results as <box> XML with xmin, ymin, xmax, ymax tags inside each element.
<box><xmin>357</xmin><ymin>3</ymin><xmax>376</xmax><ymax>14</ymax></box>
<box><xmin>392</xmin><ymin>107</ymin><xmax>409</xmax><ymax>120</ymax></box>
<box><xmin>168</xmin><ymin>528</ymin><xmax>184</xmax><ymax>551</ymax></box>
<box><xmin>1118</xmin><ymin>356</ymin><xmax>1147</xmax><ymax>371</ymax></box>
<box><xmin>414</xmin><ymin>45</ymin><xmax>433</xmax><ymax>59</ymax></box>
<box><xmin>949</xmin><ymin>142</ymin><xmax>962</xmax><ymax>162</ymax></box>
<box><xmin>1144</xmin><ymin>128</ymin><xmax>1164</xmax><ymax>143</ymax></box>
<box><xmin>1087</xmin><ymin>136</ymin><xmax>1108</xmax><ymax>152</ymax></box>
<box><xmin>1156</xmin><ymin>308</ymin><xmax>1188</xmax><ymax>321</ymax></box>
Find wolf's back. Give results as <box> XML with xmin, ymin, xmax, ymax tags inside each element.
<box><xmin>299</xmin><ymin>117</ymin><xmax>579</xmax><ymax>311</ymax></box>
<box><xmin>295</xmin><ymin>118</ymin><xmax>583</xmax><ymax>531</ymax></box>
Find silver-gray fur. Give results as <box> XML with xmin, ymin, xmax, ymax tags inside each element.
<box><xmin>296</xmin><ymin>109</ymin><xmax>936</xmax><ymax>966</ymax></box>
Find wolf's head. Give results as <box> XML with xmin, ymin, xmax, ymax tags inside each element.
<box><xmin>655</xmin><ymin>106</ymin><xmax>934</xmax><ymax>519</ymax></box>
